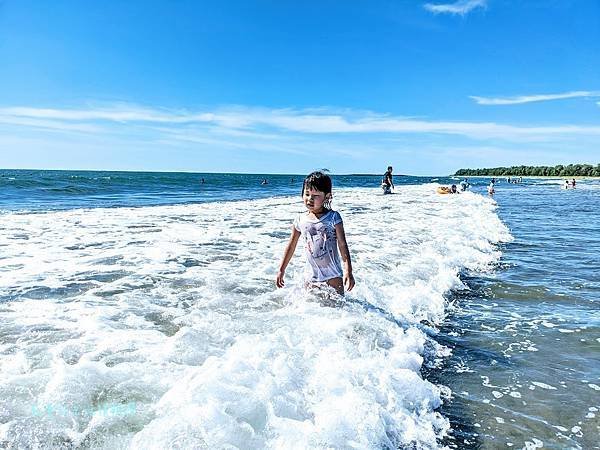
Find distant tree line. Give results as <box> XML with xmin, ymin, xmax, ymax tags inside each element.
<box><xmin>455</xmin><ymin>164</ymin><xmax>600</xmax><ymax>177</ymax></box>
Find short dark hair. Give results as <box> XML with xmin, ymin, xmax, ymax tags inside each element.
<box><xmin>302</xmin><ymin>171</ymin><xmax>332</xmax><ymax>197</ymax></box>
<box><xmin>387</xmin><ymin>166</ymin><xmax>393</xmax><ymax>171</ymax></box>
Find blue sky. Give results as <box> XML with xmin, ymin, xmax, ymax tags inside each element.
<box><xmin>1</xmin><ymin>0</ymin><xmax>599</xmax><ymax>175</ymax></box>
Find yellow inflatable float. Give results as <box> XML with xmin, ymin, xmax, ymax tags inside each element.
<box><xmin>437</xmin><ymin>186</ymin><xmax>452</xmax><ymax>194</ymax></box>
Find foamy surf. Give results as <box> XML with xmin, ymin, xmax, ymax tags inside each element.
<box><xmin>0</xmin><ymin>184</ymin><xmax>511</xmax><ymax>449</ymax></box>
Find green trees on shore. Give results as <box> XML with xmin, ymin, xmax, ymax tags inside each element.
<box><xmin>455</xmin><ymin>164</ymin><xmax>600</xmax><ymax>177</ymax></box>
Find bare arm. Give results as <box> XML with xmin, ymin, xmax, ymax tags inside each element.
<box><xmin>276</xmin><ymin>225</ymin><xmax>301</xmax><ymax>288</ymax></box>
<box><xmin>335</xmin><ymin>222</ymin><xmax>355</xmax><ymax>291</ymax></box>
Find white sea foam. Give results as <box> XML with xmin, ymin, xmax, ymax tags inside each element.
<box><xmin>0</xmin><ymin>185</ymin><xmax>510</xmax><ymax>449</ymax></box>
<box><xmin>531</xmin><ymin>382</ymin><xmax>557</xmax><ymax>390</ymax></box>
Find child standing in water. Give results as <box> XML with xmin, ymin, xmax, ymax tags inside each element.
<box><xmin>276</xmin><ymin>171</ymin><xmax>355</xmax><ymax>295</ymax></box>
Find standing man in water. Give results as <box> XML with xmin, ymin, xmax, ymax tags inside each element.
<box><xmin>381</xmin><ymin>166</ymin><xmax>395</xmax><ymax>194</ymax></box>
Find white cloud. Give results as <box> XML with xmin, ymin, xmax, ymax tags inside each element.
<box><xmin>0</xmin><ymin>106</ymin><xmax>214</xmax><ymax>124</ymax></box>
<box><xmin>470</xmin><ymin>90</ymin><xmax>600</xmax><ymax>105</ymax></box>
<box><xmin>423</xmin><ymin>0</ymin><xmax>486</xmax><ymax>15</ymax></box>
<box><xmin>0</xmin><ymin>114</ymin><xmax>101</xmax><ymax>133</ymax></box>
<box><xmin>2</xmin><ymin>104</ymin><xmax>600</xmax><ymax>144</ymax></box>
<box><xmin>3</xmin><ymin>104</ymin><xmax>599</xmax><ymax>174</ymax></box>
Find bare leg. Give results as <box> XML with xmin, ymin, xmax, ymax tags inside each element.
<box><xmin>326</xmin><ymin>277</ymin><xmax>344</xmax><ymax>296</ymax></box>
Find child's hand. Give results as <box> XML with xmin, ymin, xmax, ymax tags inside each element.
<box><xmin>276</xmin><ymin>270</ymin><xmax>285</xmax><ymax>288</ymax></box>
<box><xmin>344</xmin><ymin>273</ymin><xmax>355</xmax><ymax>291</ymax></box>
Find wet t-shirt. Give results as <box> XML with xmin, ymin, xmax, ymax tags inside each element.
<box><xmin>293</xmin><ymin>210</ymin><xmax>343</xmax><ymax>282</ymax></box>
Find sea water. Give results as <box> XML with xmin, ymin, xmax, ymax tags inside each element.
<box><xmin>0</xmin><ymin>170</ymin><xmax>597</xmax><ymax>449</ymax></box>
<box><xmin>432</xmin><ymin>178</ymin><xmax>600</xmax><ymax>449</ymax></box>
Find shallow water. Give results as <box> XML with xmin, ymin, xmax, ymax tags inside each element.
<box><xmin>432</xmin><ymin>179</ymin><xmax>600</xmax><ymax>449</ymax></box>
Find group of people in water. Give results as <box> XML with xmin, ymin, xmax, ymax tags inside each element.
<box><xmin>436</xmin><ymin>177</ymin><xmax>500</xmax><ymax>196</ymax></box>
<box><xmin>203</xmin><ymin>174</ymin><xmax>579</xmax><ymax>196</ymax></box>
<box><xmin>436</xmin><ymin>178</ymin><xmax>470</xmax><ymax>195</ymax></box>
<box><xmin>435</xmin><ymin>175</ymin><xmax>583</xmax><ymax>196</ymax></box>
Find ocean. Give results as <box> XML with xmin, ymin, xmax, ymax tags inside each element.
<box><xmin>0</xmin><ymin>170</ymin><xmax>598</xmax><ymax>449</ymax></box>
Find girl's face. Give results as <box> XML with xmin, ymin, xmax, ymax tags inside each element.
<box><xmin>303</xmin><ymin>186</ymin><xmax>330</xmax><ymax>213</ymax></box>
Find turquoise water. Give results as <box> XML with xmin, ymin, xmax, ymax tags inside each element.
<box><xmin>1</xmin><ymin>169</ymin><xmax>598</xmax><ymax>448</ymax></box>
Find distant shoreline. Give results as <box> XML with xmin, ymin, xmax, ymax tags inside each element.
<box><xmin>457</xmin><ymin>175</ymin><xmax>600</xmax><ymax>180</ymax></box>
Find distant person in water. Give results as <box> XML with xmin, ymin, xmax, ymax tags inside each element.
<box><xmin>436</xmin><ymin>185</ymin><xmax>459</xmax><ymax>194</ymax></box>
<box><xmin>200</xmin><ymin>178</ymin><xmax>205</xmax><ymax>184</ymax></box>
<box><xmin>571</xmin><ymin>178</ymin><xmax>576</xmax><ymax>188</ymax></box>
<box><xmin>261</xmin><ymin>179</ymin><xmax>269</xmax><ymax>185</ymax></box>
<box><xmin>276</xmin><ymin>171</ymin><xmax>354</xmax><ymax>296</ymax></box>
<box><xmin>381</xmin><ymin>166</ymin><xmax>394</xmax><ymax>194</ymax></box>
<box><xmin>460</xmin><ymin>178</ymin><xmax>469</xmax><ymax>191</ymax></box>
<box><xmin>487</xmin><ymin>182</ymin><xmax>495</xmax><ymax>195</ymax></box>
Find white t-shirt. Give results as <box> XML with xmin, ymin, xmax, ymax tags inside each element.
<box><xmin>293</xmin><ymin>210</ymin><xmax>344</xmax><ymax>282</ymax></box>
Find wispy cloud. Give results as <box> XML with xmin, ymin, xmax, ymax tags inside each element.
<box><xmin>0</xmin><ymin>114</ymin><xmax>101</xmax><ymax>133</ymax></box>
<box><xmin>423</xmin><ymin>0</ymin><xmax>486</xmax><ymax>15</ymax></box>
<box><xmin>2</xmin><ymin>104</ymin><xmax>600</xmax><ymax>143</ymax></box>
<box><xmin>0</xmin><ymin>106</ymin><xmax>216</xmax><ymax>124</ymax></box>
<box><xmin>3</xmin><ymin>103</ymin><xmax>599</xmax><ymax>174</ymax></box>
<box><xmin>470</xmin><ymin>90</ymin><xmax>600</xmax><ymax>105</ymax></box>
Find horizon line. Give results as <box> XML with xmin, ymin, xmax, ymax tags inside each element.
<box><xmin>0</xmin><ymin>167</ymin><xmax>451</xmax><ymax>177</ymax></box>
